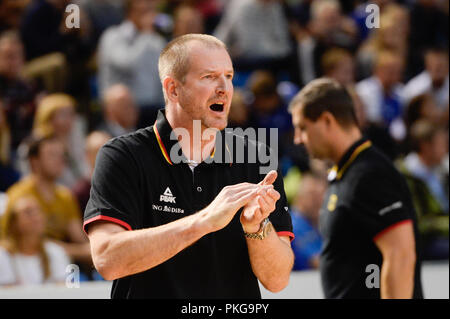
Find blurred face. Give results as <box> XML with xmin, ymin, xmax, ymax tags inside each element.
<box><xmin>0</xmin><ymin>39</ymin><xmax>24</xmax><ymax>79</ymax></box>
<box><xmin>129</xmin><ymin>0</ymin><xmax>158</xmax><ymax>30</ymax></box>
<box><xmin>376</xmin><ymin>58</ymin><xmax>403</xmax><ymax>91</ymax></box>
<box><xmin>428</xmin><ymin>130</ymin><xmax>449</xmax><ymax>165</ymax></box>
<box><xmin>173</xmin><ymin>7</ymin><xmax>204</xmax><ymax>37</ymax></box>
<box><xmin>34</xmin><ymin>140</ymin><xmax>66</xmax><ymax>180</ymax></box>
<box><xmin>12</xmin><ymin>197</ymin><xmax>46</xmax><ymax>237</ymax></box>
<box><xmin>292</xmin><ymin>106</ymin><xmax>331</xmax><ymax>160</ymax></box>
<box><xmin>51</xmin><ymin>106</ymin><xmax>75</xmax><ymax>136</ymax></box>
<box><xmin>295</xmin><ymin>176</ymin><xmax>327</xmax><ymax>219</ymax></box>
<box><xmin>176</xmin><ymin>43</ymin><xmax>234</xmax><ymax>130</ymax></box>
<box><xmin>425</xmin><ymin>52</ymin><xmax>449</xmax><ymax>87</ymax></box>
<box><xmin>330</xmin><ymin>56</ymin><xmax>355</xmax><ymax>86</ymax></box>
<box><xmin>107</xmin><ymin>89</ymin><xmax>138</xmax><ymax>129</ymax></box>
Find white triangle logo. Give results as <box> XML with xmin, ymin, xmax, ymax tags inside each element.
<box><xmin>163</xmin><ymin>187</ymin><xmax>173</xmax><ymax>196</ymax></box>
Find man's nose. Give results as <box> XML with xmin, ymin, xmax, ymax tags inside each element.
<box><xmin>215</xmin><ymin>75</ymin><xmax>230</xmax><ymax>95</ymax></box>
<box><xmin>294</xmin><ymin>130</ymin><xmax>303</xmax><ymax>145</ymax></box>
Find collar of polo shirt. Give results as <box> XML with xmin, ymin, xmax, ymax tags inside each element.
<box><xmin>153</xmin><ymin>109</ymin><xmax>233</xmax><ymax>166</ymax></box>
<box><xmin>328</xmin><ymin>139</ymin><xmax>372</xmax><ymax>181</ymax></box>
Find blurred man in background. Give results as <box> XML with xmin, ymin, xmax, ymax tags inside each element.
<box><xmin>290</xmin><ymin>78</ymin><xmax>423</xmax><ymax>299</ymax></box>
<box><xmin>290</xmin><ymin>172</ymin><xmax>326</xmax><ymax>270</ymax></box>
<box><xmin>98</xmin><ymin>0</ymin><xmax>166</xmax><ymax>128</ymax></box>
<box><xmin>97</xmin><ymin>84</ymin><xmax>138</xmax><ymax>138</ymax></box>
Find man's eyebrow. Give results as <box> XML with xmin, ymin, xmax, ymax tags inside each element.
<box><xmin>200</xmin><ymin>69</ymin><xmax>234</xmax><ymax>75</ymax></box>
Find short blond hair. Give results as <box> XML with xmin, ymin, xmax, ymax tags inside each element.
<box><xmin>33</xmin><ymin>93</ymin><xmax>76</xmax><ymax>138</ymax></box>
<box><xmin>158</xmin><ymin>34</ymin><xmax>227</xmax><ymax>101</ymax></box>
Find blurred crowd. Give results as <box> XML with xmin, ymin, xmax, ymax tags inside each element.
<box><xmin>0</xmin><ymin>0</ymin><xmax>448</xmax><ymax>286</ymax></box>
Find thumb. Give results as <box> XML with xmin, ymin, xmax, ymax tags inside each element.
<box><xmin>259</xmin><ymin>170</ymin><xmax>277</xmax><ymax>186</ymax></box>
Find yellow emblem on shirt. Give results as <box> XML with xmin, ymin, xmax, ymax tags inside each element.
<box><xmin>327</xmin><ymin>194</ymin><xmax>338</xmax><ymax>212</ymax></box>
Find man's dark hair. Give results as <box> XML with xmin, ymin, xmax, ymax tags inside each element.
<box><xmin>288</xmin><ymin>78</ymin><xmax>358</xmax><ymax>127</ymax></box>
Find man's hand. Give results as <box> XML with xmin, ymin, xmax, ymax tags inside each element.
<box><xmin>200</xmin><ymin>183</ymin><xmax>274</xmax><ymax>233</ymax></box>
<box><xmin>240</xmin><ymin>170</ymin><xmax>281</xmax><ymax>233</ymax></box>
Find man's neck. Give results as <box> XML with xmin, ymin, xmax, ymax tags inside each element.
<box><xmin>330</xmin><ymin>127</ymin><xmax>363</xmax><ymax>165</ymax></box>
<box><xmin>165</xmin><ymin>106</ymin><xmax>217</xmax><ymax>163</ymax></box>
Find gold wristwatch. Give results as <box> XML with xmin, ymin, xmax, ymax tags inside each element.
<box><xmin>243</xmin><ymin>218</ymin><xmax>273</xmax><ymax>240</ymax></box>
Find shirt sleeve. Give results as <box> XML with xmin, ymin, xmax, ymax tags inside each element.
<box><xmin>351</xmin><ymin>168</ymin><xmax>414</xmax><ymax>241</ymax></box>
<box><xmin>269</xmin><ymin>168</ymin><xmax>295</xmax><ymax>241</ymax></box>
<box><xmin>83</xmin><ymin>139</ymin><xmax>143</xmax><ymax>233</ymax></box>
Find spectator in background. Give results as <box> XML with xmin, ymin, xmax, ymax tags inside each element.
<box><xmin>356</xmin><ymin>50</ymin><xmax>406</xmax><ymax>142</ymax></box>
<box><xmin>357</xmin><ymin>4</ymin><xmax>410</xmax><ymax>80</ymax></box>
<box><xmin>402</xmin><ymin>121</ymin><xmax>448</xmax><ymax>214</ymax></box>
<box><xmin>294</xmin><ymin>0</ymin><xmax>358</xmax><ymax>86</ymax></box>
<box><xmin>0</xmin><ymin>0</ymin><xmax>30</xmax><ymax>33</ymax></box>
<box><xmin>76</xmin><ymin>0</ymin><xmax>124</xmax><ymax>43</ymax></box>
<box><xmin>16</xmin><ymin>93</ymin><xmax>88</xmax><ymax>188</ymax></box>
<box><xmin>98</xmin><ymin>0</ymin><xmax>166</xmax><ymax>128</ymax></box>
<box><xmin>97</xmin><ymin>84</ymin><xmax>138</xmax><ymax>138</ymax></box>
<box><xmin>227</xmin><ymin>88</ymin><xmax>250</xmax><ymax>129</ymax></box>
<box><xmin>404</xmin><ymin>94</ymin><xmax>442</xmax><ymax>133</ymax></box>
<box><xmin>290</xmin><ymin>172</ymin><xmax>326</xmax><ymax>270</ymax></box>
<box><xmin>20</xmin><ymin>0</ymin><xmax>94</xmax><ymax>101</ymax></box>
<box><xmin>172</xmin><ymin>4</ymin><xmax>204</xmax><ymax>38</ymax></box>
<box><xmin>72</xmin><ymin>131</ymin><xmax>111</xmax><ymax>215</ymax></box>
<box><xmin>20</xmin><ymin>0</ymin><xmax>92</xmax><ymax>60</ymax></box>
<box><xmin>321</xmin><ymin>48</ymin><xmax>355</xmax><ymax>86</ymax></box>
<box><xmin>397</xmin><ymin>120</ymin><xmax>449</xmax><ymax>260</ymax></box>
<box><xmin>403</xmin><ymin>48</ymin><xmax>449</xmax><ymax>112</ymax></box>
<box><xmin>0</xmin><ymin>31</ymin><xmax>39</xmax><ymax>150</ymax></box>
<box><xmin>6</xmin><ymin>135</ymin><xmax>91</xmax><ymax>266</ymax></box>
<box><xmin>247</xmin><ymin>70</ymin><xmax>292</xmax><ymax>154</ymax></box>
<box><xmin>214</xmin><ymin>0</ymin><xmax>291</xmax><ymax>72</ymax></box>
<box><xmin>0</xmin><ymin>196</ymin><xmax>70</xmax><ymax>286</ymax></box>
<box><xmin>0</xmin><ymin>103</ymin><xmax>20</xmax><ymax>192</ymax></box>
<box><xmin>409</xmin><ymin>0</ymin><xmax>449</xmax><ymax>78</ymax></box>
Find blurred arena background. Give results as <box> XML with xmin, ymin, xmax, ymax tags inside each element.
<box><xmin>0</xmin><ymin>0</ymin><xmax>448</xmax><ymax>298</ymax></box>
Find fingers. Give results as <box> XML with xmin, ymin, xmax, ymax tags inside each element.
<box><xmin>259</xmin><ymin>170</ymin><xmax>278</xmax><ymax>186</ymax></box>
<box><xmin>234</xmin><ymin>188</ymin><xmax>259</xmax><ymax>207</ymax></box>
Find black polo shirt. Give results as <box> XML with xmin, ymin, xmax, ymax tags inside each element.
<box><xmin>319</xmin><ymin>138</ymin><xmax>423</xmax><ymax>299</ymax></box>
<box><xmin>83</xmin><ymin>110</ymin><xmax>294</xmax><ymax>299</ymax></box>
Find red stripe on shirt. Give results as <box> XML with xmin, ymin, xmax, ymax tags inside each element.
<box><xmin>277</xmin><ymin>231</ymin><xmax>295</xmax><ymax>242</ymax></box>
<box><xmin>83</xmin><ymin>215</ymin><xmax>132</xmax><ymax>234</ymax></box>
<box><xmin>373</xmin><ymin>219</ymin><xmax>412</xmax><ymax>242</ymax></box>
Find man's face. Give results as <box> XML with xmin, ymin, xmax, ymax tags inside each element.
<box><xmin>425</xmin><ymin>52</ymin><xmax>449</xmax><ymax>87</ymax></box>
<box><xmin>34</xmin><ymin>140</ymin><xmax>66</xmax><ymax>180</ymax></box>
<box><xmin>0</xmin><ymin>40</ymin><xmax>24</xmax><ymax>79</ymax></box>
<box><xmin>291</xmin><ymin>106</ymin><xmax>330</xmax><ymax>160</ymax></box>
<box><xmin>176</xmin><ymin>43</ymin><xmax>234</xmax><ymax>130</ymax></box>
<box><xmin>376</xmin><ymin>58</ymin><xmax>403</xmax><ymax>91</ymax></box>
<box><xmin>13</xmin><ymin>197</ymin><xmax>46</xmax><ymax>237</ymax></box>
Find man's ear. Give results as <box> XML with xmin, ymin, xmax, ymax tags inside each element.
<box><xmin>163</xmin><ymin>77</ymin><xmax>179</xmax><ymax>103</ymax></box>
<box><xmin>321</xmin><ymin>111</ymin><xmax>336</xmax><ymax>129</ymax></box>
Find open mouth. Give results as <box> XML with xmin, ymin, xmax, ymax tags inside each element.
<box><xmin>209</xmin><ymin>103</ymin><xmax>224</xmax><ymax>113</ymax></box>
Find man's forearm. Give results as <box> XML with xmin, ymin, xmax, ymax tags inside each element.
<box><xmin>380</xmin><ymin>255</ymin><xmax>415</xmax><ymax>299</ymax></box>
<box><xmin>92</xmin><ymin>210</ymin><xmax>211</xmax><ymax>280</ymax></box>
<box><xmin>246</xmin><ymin>231</ymin><xmax>294</xmax><ymax>293</ymax></box>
